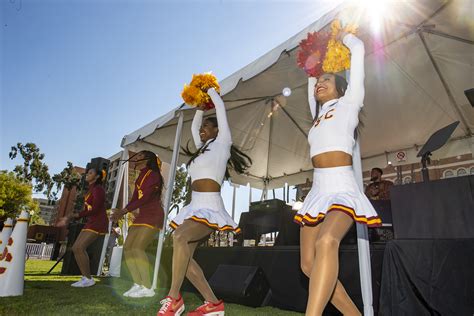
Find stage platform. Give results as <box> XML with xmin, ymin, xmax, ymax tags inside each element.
<box><xmin>157</xmin><ymin>244</ymin><xmax>387</xmax><ymax>314</ymax></box>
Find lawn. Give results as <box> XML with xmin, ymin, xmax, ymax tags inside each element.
<box><xmin>0</xmin><ymin>259</ymin><xmax>302</xmax><ymax>316</ymax></box>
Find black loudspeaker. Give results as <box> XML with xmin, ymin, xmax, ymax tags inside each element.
<box><xmin>208</xmin><ymin>265</ymin><xmax>270</xmax><ymax>307</ymax></box>
<box><xmin>464</xmin><ymin>88</ymin><xmax>474</xmax><ymax>107</ymax></box>
<box><xmin>61</xmin><ymin>223</ymin><xmax>104</xmax><ymax>275</ymax></box>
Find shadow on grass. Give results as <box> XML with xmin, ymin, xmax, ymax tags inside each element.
<box><xmin>0</xmin><ymin>260</ymin><xmax>302</xmax><ymax>316</ymax></box>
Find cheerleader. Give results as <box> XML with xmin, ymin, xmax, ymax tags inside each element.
<box><xmin>111</xmin><ymin>150</ymin><xmax>164</xmax><ymax>298</ymax></box>
<box><xmin>58</xmin><ymin>166</ymin><xmax>108</xmax><ymax>288</ymax></box>
<box><xmin>294</xmin><ymin>33</ymin><xmax>382</xmax><ymax>315</ymax></box>
<box><xmin>157</xmin><ymin>88</ymin><xmax>251</xmax><ymax>316</ymax></box>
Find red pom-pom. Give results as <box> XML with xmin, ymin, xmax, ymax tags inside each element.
<box><xmin>296</xmin><ymin>31</ymin><xmax>329</xmax><ymax>77</ymax></box>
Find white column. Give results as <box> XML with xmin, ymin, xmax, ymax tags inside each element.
<box><xmin>152</xmin><ymin>111</ymin><xmax>184</xmax><ymax>290</ymax></box>
<box><xmin>122</xmin><ymin>151</ymin><xmax>130</xmax><ymax>241</ymax></box>
<box><xmin>231</xmin><ymin>183</ymin><xmax>240</xmax><ymax>221</ymax></box>
<box><xmin>96</xmin><ymin>150</ymin><xmax>127</xmax><ymax>276</ymax></box>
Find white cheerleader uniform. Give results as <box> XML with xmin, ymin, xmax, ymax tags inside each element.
<box><xmin>294</xmin><ymin>34</ymin><xmax>382</xmax><ymax>228</ymax></box>
<box><xmin>170</xmin><ymin>88</ymin><xmax>241</xmax><ymax>233</ymax></box>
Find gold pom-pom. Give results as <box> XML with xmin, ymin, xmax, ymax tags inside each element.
<box><xmin>181</xmin><ymin>72</ymin><xmax>220</xmax><ymax>108</ymax></box>
<box><xmin>322</xmin><ymin>20</ymin><xmax>358</xmax><ymax>74</ymax></box>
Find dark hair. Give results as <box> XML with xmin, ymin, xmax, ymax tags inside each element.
<box><xmin>182</xmin><ymin>117</ymin><xmax>252</xmax><ymax>179</ymax></box>
<box><xmin>87</xmin><ymin>167</ymin><xmax>105</xmax><ymax>186</ymax></box>
<box><xmin>315</xmin><ymin>73</ymin><xmax>348</xmax><ymax>119</ymax></box>
<box><xmin>139</xmin><ymin>150</ymin><xmax>164</xmax><ymax>199</ymax></box>
<box><xmin>372</xmin><ymin>167</ymin><xmax>383</xmax><ymax>175</ymax></box>
<box><xmin>140</xmin><ymin>150</ymin><xmax>161</xmax><ymax>172</ymax></box>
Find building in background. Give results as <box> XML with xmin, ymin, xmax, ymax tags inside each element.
<box><xmin>53</xmin><ymin>166</ymin><xmax>86</xmax><ymax>241</ymax></box>
<box><xmin>33</xmin><ymin>198</ymin><xmax>57</xmax><ymax>225</ymax></box>
<box><xmin>362</xmin><ymin>153</ymin><xmax>473</xmax><ymax>187</ymax></box>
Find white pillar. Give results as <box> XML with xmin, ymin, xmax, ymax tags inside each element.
<box><xmin>97</xmin><ymin>150</ymin><xmax>128</xmax><ymax>276</ymax></box>
<box><xmin>152</xmin><ymin>111</ymin><xmax>184</xmax><ymax>290</ymax></box>
<box><xmin>354</xmin><ymin>140</ymin><xmax>374</xmax><ymax>316</ymax></box>
<box><xmin>249</xmin><ymin>185</ymin><xmax>252</xmax><ymax>206</ymax></box>
<box><xmin>122</xmin><ymin>152</ymin><xmax>130</xmax><ymax>240</ymax></box>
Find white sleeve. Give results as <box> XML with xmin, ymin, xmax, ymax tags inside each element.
<box><xmin>340</xmin><ymin>34</ymin><xmax>365</xmax><ymax>107</ymax></box>
<box><xmin>308</xmin><ymin>77</ymin><xmax>318</xmax><ymax>119</ymax></box>
<box><xmin>191</xmin><ymin>110</ymin><xmax>204</xmax><ymax>148</ymax></box>
<box><xmin>208</xmin><ymin>88</ymin><xmax>232</xmax><ymax>143</ymax></box>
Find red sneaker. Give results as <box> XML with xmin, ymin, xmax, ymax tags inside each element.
<box><xmin>157</xmin><ymin>294</ymin><xmax>185</xmax><ymax>316</ymax></box>
<box><xmin>187</xmin><ymin>300</ymin><xmax>225</xmax><ymax>316</ymax></box>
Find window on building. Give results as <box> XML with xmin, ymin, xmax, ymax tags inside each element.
<box><xmin>403</xmin><ymin>176</ymin><xmax>412</xmax><ymax>184</ymax></box>
<box><xmin>113</xmin><ymin>170</ymin><xmax>118</xmax><ymax>178</ymax></box>
<box><xmin>470</xmin><ymin>167</ymin><xmax>474</xmax><ymax>175</ymax></box>
<box><xmin>456</xmin><ymin>168</ymin><xmax>467</xmax><ymax>177</ymax></box>
<box><xmin>443</xmin><ymin>170</ymin><xmax>455</xmax><ymax>178</ymax></box>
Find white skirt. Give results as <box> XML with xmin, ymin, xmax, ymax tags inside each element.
<box><xmin>170</xmin><ymin>191</ymin><xmax>240</xmax><ymax>233</ymax></box>
<box><xmin>294</xmin><ymin>166</ymin><xmax>382</xmax><ymax>227</ymax></box>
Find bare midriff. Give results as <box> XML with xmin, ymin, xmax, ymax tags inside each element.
<box><xmin>312</xmin><ymin>151</ymin><xmax>352</xmax><ymax>169</ymax></box>
<box><xmin>191</xmin><ymin>179</ymin><xmax>221</xmax><ymax>192</ymax></box>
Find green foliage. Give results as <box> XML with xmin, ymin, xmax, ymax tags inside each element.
<box><xmin>9</xmin><ymin>142</ymin><xmax>81</xmax><ymax>201</ymax></box>
<box><xmin>170</xmin><ymin>166</ymin><xmax>189</xmax><ymax>213</ymax></box>
<box><xmin>0</xmin><ymin>260</ymin><xmax>302</xmax><ymax>315</ymax></box>
<box><xmin>9</xmin><ymin>142</ymin><xmax>52</xmax><ymax>196</ymax></box>
<box><xmin>0</xmin><ymin>171</ymin><xmax>39</xmax><ymax>220</ymax></box>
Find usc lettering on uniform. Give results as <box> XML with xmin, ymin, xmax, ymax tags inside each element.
<box><xmin>314</xmin><ymin>109</ymin><xmax>335</xmax><ymax>128</ymax></box>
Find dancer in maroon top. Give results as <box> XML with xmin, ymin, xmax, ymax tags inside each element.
<box><xmin>111</xmin><ymin>150</ymin><xmax>165</xmax><ymax>298</ymax></box>
<box><xmin>58</xmin><ymin>166</ymin><xmax>108</xmax><ymax>288</ymax></box>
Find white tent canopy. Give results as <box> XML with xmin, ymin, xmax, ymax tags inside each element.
<box><xmin>122</xmin><ymin>0</ymin><xmax>474</xmax><ymax>189</ymax></box>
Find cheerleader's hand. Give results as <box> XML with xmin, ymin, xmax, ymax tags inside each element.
<box><xmin>111</xmin><ymin>209</ymin><xmax>126</xmax><ymax>223</ymax></box>
<box><xmin>337</xmin><ymin>30</ymin><xmax>350</xmax><ymax>42</ymax></box>
<box><xmin>197</xmin><ymin>104</ymin><xmax>207</xmax><ymax>111</ymax></box>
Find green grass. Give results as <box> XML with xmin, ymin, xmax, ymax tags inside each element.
<box><xmin>0</xmin><ymin>259</ymin><xmax>302</xmax><ymax>316</ymax></box>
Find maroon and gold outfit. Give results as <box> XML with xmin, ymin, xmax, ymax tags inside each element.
<box><xmin>77</xmin><ymin>184</ymin><xmax>108</xmax><ymax>235</ymax></box>
<box><xmin>126</xmin><ymin>167</ymin><xmax>164</xmax><ymax>230</ymax></box>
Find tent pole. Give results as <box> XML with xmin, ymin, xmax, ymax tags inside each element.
<box><xmin>96</xmin><ymin>150</ymin><xmax>127</xmax><ymax>276</ymax></box>
<box><xmin>249</xmin><ymin>186</ymin><xmax>252</xmax><ymax>206</ymax></box>
<box><xmin>231</xmin><ymin>184</ymin><xmax>237</xmax><ymax>221</ymax></box>
<box><xmin>122</xmin><ymin>152</ymin><xmax>130</xmax><ymax>241</ymax></box>
<box><xmin>354</xmin><ymin>140</ymin><xmax>374</xmax><ymax>316</ymax></box>
<box><xmin>347</xmin><ymin>65</ymin><xmax>374</xmax><ymax>315</ymax></box>
<box><xmin>152</xmin><ymin>111</ymin><xmax>184</xmax><ymax>290</ymax></box>
<box><xmin>418</xmin><ymin>32</ymin><xmax>472</xmax><ymax>135</ymax></box>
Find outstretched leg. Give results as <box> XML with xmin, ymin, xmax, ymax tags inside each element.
<box><xmin>300</xmin><ymin>224</ymin><xmax>360</xmax><ymax>315</ymax></box>
<box><xmin>168</xmin><ymin>220</ymin><xmax>214</xmax><ymax>299</ymax></box>
<box><xmin>72</xmin><ymin>230</ymin><xmax>98</xmax><ymax>279</ymax></box>
<box><xmin>305</xmin><ymin>211</ymin><xmax>356</xmax><ymax>316</ymax></box>
<box><xmin>185</xmin><ymin>242</ymin><xmax>219</xmax><ymax>303</ymax></box>
<box><xmin>126</xmin><ymin>226</ymin><xmax>157</xmax><ymax>288</ymax></box>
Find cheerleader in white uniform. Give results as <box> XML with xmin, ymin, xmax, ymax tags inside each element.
<box><xmin>158</xmin><ymin>88</ymin><xmax>251</xmax><ymax>316</ymax></box>
<box><xmin>294</xmin><ymin>33</ymin><xmax>382</xmax><ymax>315</ymax></box>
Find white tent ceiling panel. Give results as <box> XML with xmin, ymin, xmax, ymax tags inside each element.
<box><xmin>122</xmin><ymin>0</ymin><xmax>474</xmax><ymax>189</ymax></box>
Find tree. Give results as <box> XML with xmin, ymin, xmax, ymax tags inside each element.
<box><xmin>0</xmin><ymin>171</ymin><xmax>39</xmax><ymax>221</ymax></box>
<box><xmin>9</xmin><ymin>143</ymin><xmax>82</xmax><ymax>202</ymax></box>
<box><xmin>170</xmin><ymin>166</ymin><xmax>189</xmax><ymax>214</ymax></box>
<box><xmin>9</xmin><ymin>143</ymin><xmax>53</xmax><ymax>198</ymax></box>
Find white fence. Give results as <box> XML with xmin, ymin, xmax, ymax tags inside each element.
<box><xmin>26</xmin><ymin>242</ymin><xmax>54</xmax><ymax>260</ymax></box>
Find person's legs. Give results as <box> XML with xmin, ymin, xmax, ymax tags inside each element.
<box><xmin>71</xmin><ymin>230</ymin><xmax>98</xmax><ymax>279</ymax></box>
<box><xmin>123</xmin><ymin>227</ymin><xmax>142</xmax><ymax>285</ymax></box>
<box><xmin>185</xmin><ymin>242</ymin><xmax>219</xmax><ymax>303</ymax></box>
<box><xmin>300</xmin><ymin>224</ymin><xmax>360</xmax><ymax>315</ymax></box>
<box><xmin>305</xmin><ymin>211</ymin><xmax>356</xmax><ymax>316</ymax></box>
<box><xmin>168</xmin><ymin>220</ymin><xmax>213</xmax><ymax>299</ymax></box>
<box><xmin>126</xmin><ymin>226</ymin><xmax>157</xmax><ymax>289</ymax></box>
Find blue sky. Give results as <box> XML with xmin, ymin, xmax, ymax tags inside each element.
<box><xmin>1</xmin><ymin>0</ymin><xmax>338</xmax><ymax>221</ymax></box>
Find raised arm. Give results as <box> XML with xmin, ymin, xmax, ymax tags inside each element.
<box><xmin>308</xmin><ymin>77</ymin><xmax>318</xmax><ymax>119</ymax></box>
<box><xmin>191</xmin><ymin>109</ymin><xmax>204</xmax><ymax>148</ymax></box>
<box><xmin>340</xmin><ymin>34</ymin><xmax>365</xmax><ymax>106</ymax></box>
<box><xmin>208</xmin><ymin>88</ymin><xmax>232</xmax><ymax>143</ymax></box>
